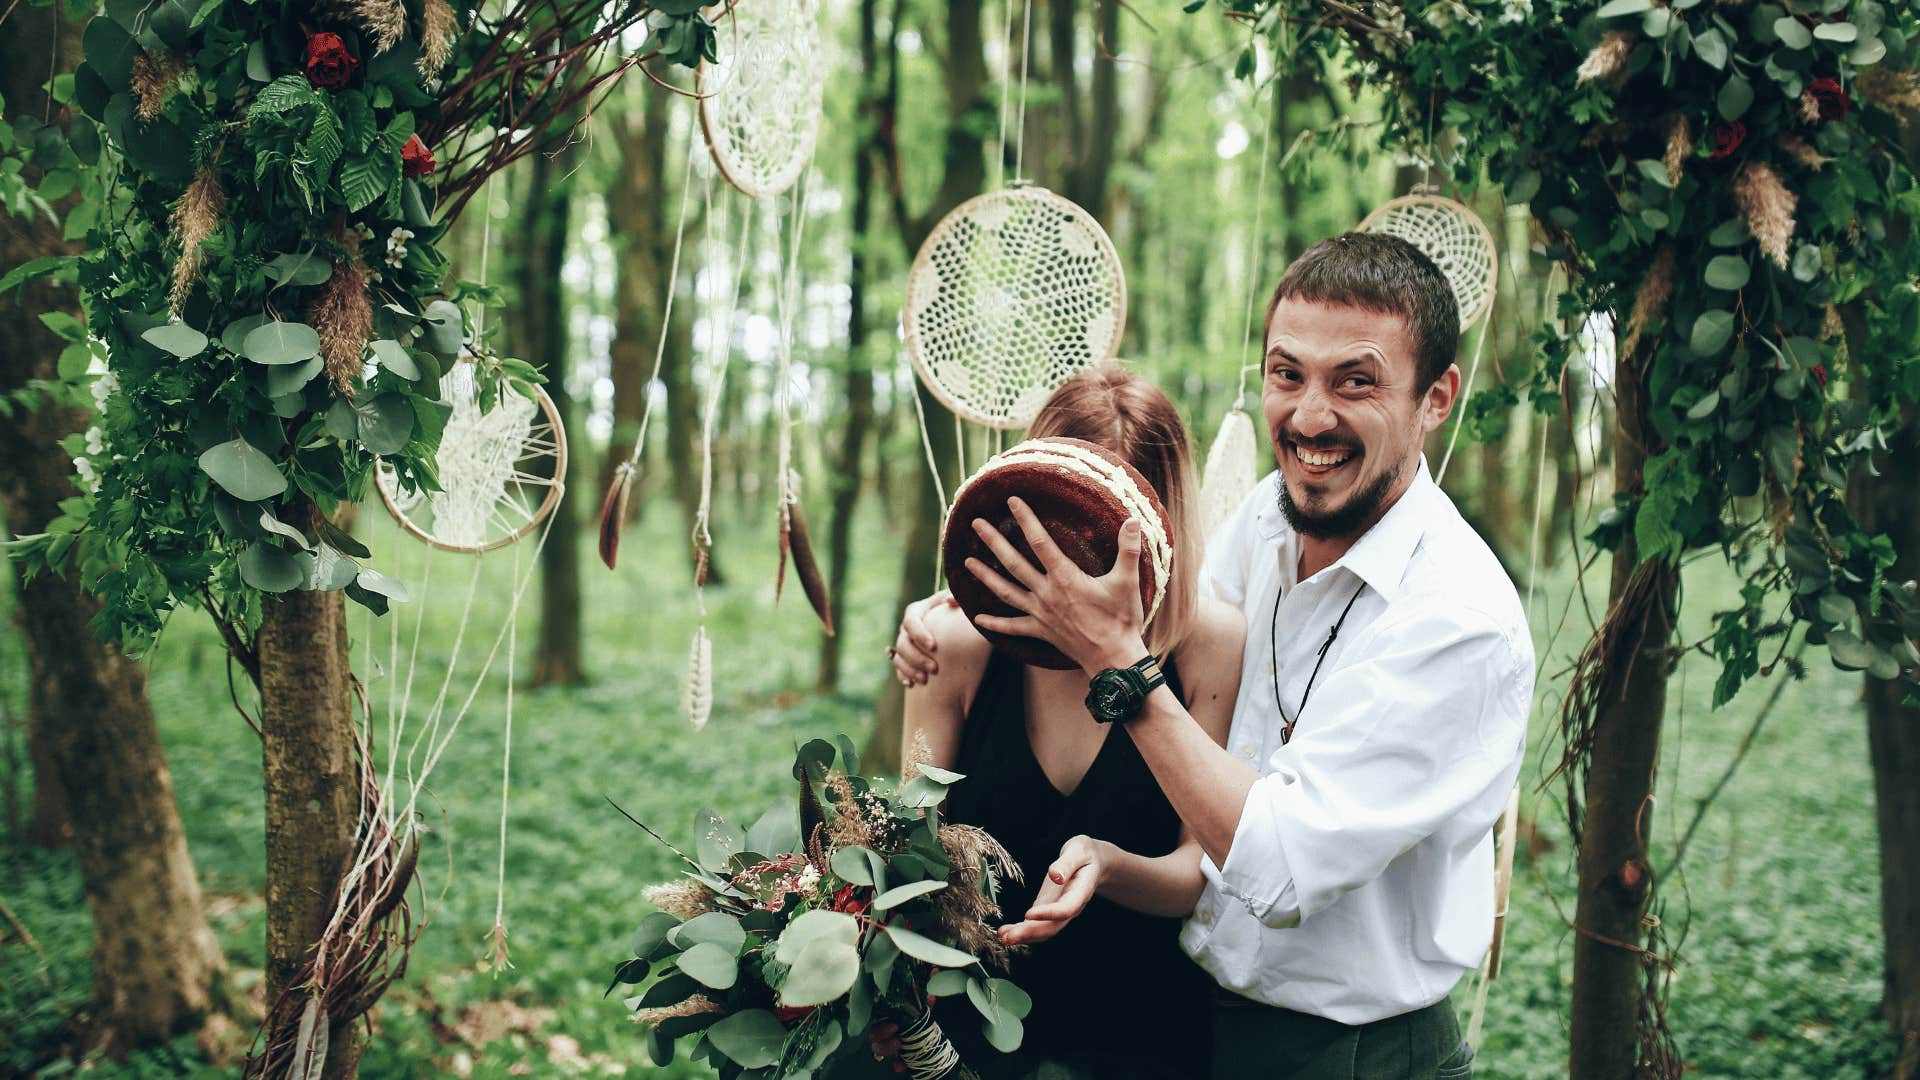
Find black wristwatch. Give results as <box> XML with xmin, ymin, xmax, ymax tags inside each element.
<box><xmin>1085</xmin><ymin>656</ymin><xmax>1166</xmax><ymax>724</ymax></box>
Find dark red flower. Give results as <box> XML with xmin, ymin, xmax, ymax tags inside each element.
<box><xmin>1710</xmin><ymin>121</ymin><xmax>1746</xmax><ymax>159</ymax></box>
<box><xmin>304</xmin><ymin>32</ymin><xmax>358</xmax><ymax>89</ymax></box>
<box><xmin>772</xmin><ymin>1004</ymin><xmax>817</xmax><ymax>1025</ymax></box>
<box><xmin>1810</xmin><ymin>364</ymin><xmax>1828</xmax><ymax>388</ymax></box>
<box><xmin>400</xmin><ymin>133</ymin><xmax>436</xmax><ymax>178</ymax></box>
<box><xmin>1806</xmin><ymin>78</ymin><xmax>1848</xmax><ymax>123</ymax></box>
<box><xmin>829</xmin><ymin>884</ymin><xmax>869</xmax><ymax>917</ymax></box>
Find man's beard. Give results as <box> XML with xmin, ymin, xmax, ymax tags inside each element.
<box><xmin>1276</xmin><ymin>458</ymin><xmax>1401</xmax><ymax>541</ymax></box>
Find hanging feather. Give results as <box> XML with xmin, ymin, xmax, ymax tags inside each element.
<box><xmin>597</xmin><ymin>462</ymin><xmax>635</xmax><ymax>569</ymax></box>
<box><xmin>1199</xmin><ymin>407</ymin><xmax>1261</xmax><ymax>549</ymax></box>
<box><xmin>775</xmin><ymin>499</ymin><xmax>791</xmax><ymax>604</ymax></box>
<box><xmin>785</xmin><ymin>496</ymin><xmax>834</xmax><ymax>637</ymax></box>
<box><xmin>693</xmin><ymin>539</ymin><xmax>711</xmax><ymax>589</ymax></box>
<box><xmin>683</xmin><ymin>626</ymin><xmax>712</xmax><ymax>730</ymax></box>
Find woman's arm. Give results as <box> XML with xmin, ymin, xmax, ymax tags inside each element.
<box><xmin>900</xmin><ymin>602</ymin><xmax>992</xmax><ymax>773</ymax></box>
<box><xmin>1000</xmin><ymin>599</ymin><xmax>1246</xmax><ymax>941</ymax></box>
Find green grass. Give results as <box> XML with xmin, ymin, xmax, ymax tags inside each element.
<box><xmin>0</xmin><ymin>497</ymin><xmax>1903</xmax><ymax>1077</ymax></box>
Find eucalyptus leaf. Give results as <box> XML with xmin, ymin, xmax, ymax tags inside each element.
<box><xmin>704</xmin><ymin>1010</ymin><xmax>786</xmax><ymax>1069</ymax></box>
<box><xmin>325</xmin><ymin>398</ymin><xmax>359</xmax><ymax>441</ymax></box>
<box><xmin>1690</xmin><ymin>310</ymin><xmax>1736</xmax><ymax>356</ymax></box>
<box><xmin>776</xmin><ymin>938</ymin><xmax>859</xmax><ymax>1006</ymax></box>
<box><xmin>631</xmin><ymin>911</ymin><xmax>681</xmax><ymax>958</ymax></box>
<box><xmin>873</xmin><ymin>880</ymin><xmax>947</xmax><ymax>911</ymax></box>
<box><xmin>830</xmin><ymin>845</ymin><xmax>876</xmax><ymax>886</ymax></box>
<box><xmin>745</xmin><ymin>802</ymin><xmax>801</xmax><ymax>859</ymax></box>
<box><xmin>982</xmin><ymin>1013</ymin><xmax>1024</xmax><ymax>1054</ymax></box>
<box><xmin>774</xmin><ymin>910</ymin><xmax>859</xmax><ymax>966</ymax></box>
<box><xmin>1827</xmin><ymin>630</ymin><xmax>1872</xmax><ymax>670</ymax></box>
<box><xmin>1595</xmin><ymin>0</ymin><xmax>1654</xmax><ymax>16</ymax></box>
<box><xmin>301</xmin><ymin>545</ymin><xmax>360</xmax><ymax>592</ymax></box>
<box><xmin>243</xmin><ymin>321</ymin><xmax>322</xmax><ymax>366</ymax></box>
<box><xmin>370</xmin><ymin>339</ymin><xmax>420</xmax><ymax>380</ymax></box>
<box><xmin>1694</xmin><ymin>27</ymin><xmax>1729</xmax><ymax>69</ymax></box>
<box><xmin>1811</xmin><ymin>21</ymin><xmax>1856</xmax><ymax>41</ymax></box>
<box><xmin>915</xmin><ymin>764</ymin><xmax>966</xmax><ymax>784</ymax></box>
<box><xmin>671</xmin><ymin>912</ymin><xmax>746</xmax><ymax>955</ymax></box>
<box><xmin>1704</xmin><ymin>255</ymin><xmax>1751</xmax><ymax>291</ymax></box>
<box><xmin>354</xmin><ymin>566</ymin><xmax>411</xmax><ymax>603</ymax></box>
<box><xmin>354</xmin><ymin>394</ymin><xmax>414</xmax><ymax>455</ymax></box>
<box><xmin>927</xmin><ymin>969</ymin><xmax>969</xmax><ymax>997</ymax></box>
<box><xmin>694</xmin><ymin>808</ymin><xmax>744</xmax><ymax>871</ymax></box>
<box><xmin>1817</xmin><ymin>592</ymin><xmax>1856</xmax><ymax>626</ymax></box>
<box><xmin>265</xmin><ymin>251</ymin><xmax>335</xmax><ymax>288</ymax></box>
<box><xmin>1685</xmin><ymin>391</ymin><xmax>1721</xmax><ymax>420</ymax></box>
<box><xmin>1849</xmin><ymin>35</ymin><xmax>1886</xmax><ymax>65</ymax></box>
<box><xmin>239</xmin><ymin>543</ymin><xmax>304</xmax><ymax>592</ymax></box>
<box><xmin>1774</xmin><ymin>16</ymin><xmax>1812</xmax><ymax>48</ymax></box>
<box><xmin>419</xmin><ymin>300</ymin><xmax>464</xmax><ymax>357</ymax></box>
<box><xmin>1791</xmin><ymin>244</ymin><xmax>1822</xmax><ymax>283</ymax></box>
<box><xmin>258</xmin><ymin>511</ymin><xmax>313</xmax><ymax>551</ymax></box>
<box><xmin>266</xmin><ymin>356</ymin><xmax>324</xmax><ymax>397</ymax></box>
<box><xmin>898</xmin><ymin>775</ymin><xmax>949</xmax><ymax>809</ymax></box>
<box><xmin>884</xmin><ymin>925</ymin><xmax>976</xmax><ymax>969</ymax></box>
<box><xmin>199</xmin><ymin>438</ymin><xmax>287</xmax><ymax>500</ymax></box>
<box><xmin>675</xmin><ymin>942</ymin><xmax>739</xmax><ymax>990</ymax></box>
<box><xmin>141</xmin><ymin>322</ymin><xmax>208</xmax><ymax>358</ymax></box>
<box><xmin>222</xmin><ymin>314</ymin><xmax>270</xmax><ymax>354</ymax></box>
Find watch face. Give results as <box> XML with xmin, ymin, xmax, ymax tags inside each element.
<box><xmin>1087</xmin><ymin>672</ymin><xmax>1134</xmax><ymax>720</ymax></box>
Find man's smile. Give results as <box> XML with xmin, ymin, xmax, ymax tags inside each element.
<box><xmin>1286</xmin><ymin>439</ymin><xmax>1359</xmax><ymax>478</ymax></box>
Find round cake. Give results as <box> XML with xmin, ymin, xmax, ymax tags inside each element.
<box><xmin>942</xmin><ymin>437</ymin><xmax>1174</xmax><ymax>670</ymax></box>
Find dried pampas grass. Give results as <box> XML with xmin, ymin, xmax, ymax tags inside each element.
<box><xmin>131</xmin><ymin>51</ymin><xmax>186</xmax><ymax>120</ymax></box>
<box><xmin>937</xmin><ymin>824</ymin><xmax>1024</xmax><ymax>970</ymax></box>
<box><xmin>1858</xmin><ymin>68</ymin><xmax>1920</xmax><ymax>114</ymax></box>
<box><xmin>1576</xmin><ymin>32</ymin><xmax>1634</xmax><ymax>86</ymax></box>
<box><xmin>1735</xmin><ymin>161</ymin><xmax>1797</xmax><ymax>269</ymax></box>
<box><xmin>309</xmin><ymin>265</ymin><xmax>372</xmax><ymax>393</ymax></box>
<box><xmin>419</xmin><ymin>0</ymin><xmax>459</xmax><ymax>79</ymax></box>
<box><xmin>336</xmin><ymin>0</ymin><xmax>407</xmax><ymax>53</ymax></box>
<box><xmin>643</xmin><ymin>880</ymin><xmax>716</xmax><ymax>921</ymax></box>
<box><xmin>1776</xmin><ymin>134</ymin><xmax>1828</xmax><ymax>170</ymax></box>
<box><xmin>1621</xmin><ymin>245</ymin><xmax>1675</xmax><ymax>361</ymax></box>
<box><xmin>168</xmin><ymin>169</ymin><xmax>226</xmax><ymax>315</ymax></box>
<box><xmin>1663</xmin><ymin>114</ymin><xmax>1691</xmax><ymax>187</ymax></box>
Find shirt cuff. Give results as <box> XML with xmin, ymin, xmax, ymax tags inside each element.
<box><xmin>1203</xmin><ymin>780</ymin><xmax>1303</xmax><ymax>929</ymax></box>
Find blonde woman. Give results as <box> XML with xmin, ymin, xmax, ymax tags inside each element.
<box><xmin>870</xmin><ymin>366</ymin><xmax>1245</xmax><ymax>1079</ymax></box>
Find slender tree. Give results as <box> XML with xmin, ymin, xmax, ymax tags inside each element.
<box><xmin>0</xmin><ymin>3</ymin><xmax>228</xmax><ymax>1055</ymax></box>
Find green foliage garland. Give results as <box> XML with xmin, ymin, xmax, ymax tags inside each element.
<box><xmin>4</xmin><ymin>0</ymin><xmax>716</xmax><ymax>654</ymax></box>
<box><xmin>1205</xmin><ymin>0</ymin><xmax>1920</xmax><ymax>702</ymax></box>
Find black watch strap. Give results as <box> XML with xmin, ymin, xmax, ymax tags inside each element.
<box><xmin>1086</xmin><ymin>655</ymin><xmax>1167</xmax><ymax>724</ymax></box>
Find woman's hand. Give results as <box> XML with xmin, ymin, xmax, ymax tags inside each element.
<box><xmin>998</xmin><ymin>835</ymin><xmax>1108</xmax><ymax>946</ymax></box>
<box><xmin>890</xmin><ymin>591</ymin><xmax>957</xmax><ymax>686</ymax></box>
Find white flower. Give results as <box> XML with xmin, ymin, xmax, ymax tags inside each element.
<box><xmin>84</xmin><ymin>426</ymin><xmax>104</xmax><ymax>455</ymax></box>
<box><xmin>795</xmin><ymin>864</ymin><xmax>821</xmax><ymax>894</ymax></box>
<box><xmin>351</xmin><ymin>222</ymin><xmax>375</xmax><ymax>242</ymax></box>
<box><xmin>73</xmin><ymin>457</ymin><xmax>97</xmax><ymax>488</ymax></box>
<box><xmin>1499</xmin><ymin>0</ymin><xmax>1531</xmax><ymax>23</ymax></box>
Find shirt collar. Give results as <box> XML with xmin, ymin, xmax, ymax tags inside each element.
<box><xmin>1256</xmin><ymin>456</ymin><xmax>1439</xmax><ymax>603</ymax></box>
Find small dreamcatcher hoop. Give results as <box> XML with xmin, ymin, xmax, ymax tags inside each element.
<box><xmin>1358</xmin><ymin>194</ymin><xmax>1498</xmax><ymax>327</ymax></box>
<box><xmin>697</xmin><ymin>0</ymin><xmax>825</xmax><ymax>199</ymax></box>
<box><xmin>376</xmin><ymin>361</ymin><xmax>567</xmax><ymax>553</ymax></box>
<box><xmin>904</xmin><ymin>185</ymin><xmax>1127</xmax><ymax>431</ymax></box>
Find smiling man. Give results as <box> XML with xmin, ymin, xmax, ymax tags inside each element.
<box><xmin>893</xmin><ymin>233</ymin><xmax>1535</xmax><ymax>1078</ymax></box>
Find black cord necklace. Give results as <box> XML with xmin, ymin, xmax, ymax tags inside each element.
<box><xmin>1270</xmin><ymin>580</ymin><xmax>1368</xmax><ymax>745</ymax></box>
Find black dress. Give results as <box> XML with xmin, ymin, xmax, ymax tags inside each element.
<box><xmin>929</xmin><ymin>652</ymin><xmax>1215</xmax><ymax>1080</ymax></box>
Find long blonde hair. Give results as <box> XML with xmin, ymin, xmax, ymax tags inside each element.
<box><xmin>1025</xmin><ymin>365</ymin><xmax>1201</xmax><ymax>659</ymax></box>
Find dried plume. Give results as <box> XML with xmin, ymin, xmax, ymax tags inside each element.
<box><xmin>418</xmin><ymin>0</ymin><xmax>459</xmax><ymax>79</ymax></box>
<box><xmin>1775</xmin><ymin>134</ymin><xmax>1828</xmax><ymax>170</ymax></box>
<box><xmin>1821</xmin><ymin>303</ymin><xmax>1846</xmax><ymax>345</ymax></box>
<box><xmin>907</xmin><ymin>729</ymin><xmax>936</xmax><ymax>776</ymax></box>
<box><xmin>1576</xmin><ymin>32</ymin><xmax>1635</xmax><ymax>86</ymax></box>
<box><xmin>168</xmin><ymin>168</ymin><xmax>227</xmax><ymax>315</ymax></box>
<box><xmin>336</xmin><ymin>0</ymin><xmax>407</xmax><ymax>53</ymax></box>
<box><xmin>643</xmin><ymin>880</ymin><xmax>716</xmax><ymax>921</ymax></box>
<box><xmin>309</xmin><ymin>263</ymin><xmax>373</xmax><ymax>393</ymax></box>
<box><xmin>936</xmin><ymin>824</ymin><xmax>1025</xmax><ymax>970</ymax></box>
<box><xmin>684</xmin><ymin>626</ymin><xmax>712</xmax><ymax>730</ymax></box>
<box><xmin>633</xmin><ymin>995</ymin><xmax>722</xmax><ymax>1026</ymax></box>
<box><xmin>597</xmin><ymin>462</ymin><xmax>635</xmax><ymax>569</ymax></box>
<box><xmin>1662</xmin><ymin>114</ymin><xmax>1691</xmax><ymax>187</ymax></box>
<box><xmin>131</xmin><ymin>51</ymin><xmax>186</xmax><ymax>120</ymax></box>
<box><xmin>1735</xmin><ymin>161</ymin><xmax>1798</xmax><ymax>269</ymax></box>
<box><xmin>1858</xmin><ymin>67</ymin><xmax>1920</xmax><ymax>114</ymax></box>
<box><xmin>1798</xmin><ymin>90</ymin><xmax>1824</xmax><ymax>125</ymax></box>
<box><xmin>785</xmin><ymin>497</ymin><xmax>834</xmax><ymax>636</ymax></box>
<box><xmin>1622</xmin><ymin>245</ymin><xmax>1676</xmax><ymax>361</ymax></box>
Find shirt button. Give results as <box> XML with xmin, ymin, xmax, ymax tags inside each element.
<box><xmin>1238</xmin><ymin>747</ymin><xmax>1256</xmax><ymax>760</ymax></box>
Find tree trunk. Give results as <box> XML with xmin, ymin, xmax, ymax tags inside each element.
<box><xmin>818</xmin><ymin>0</ymin><xmax>882</xmax><ymax>694</ymax></box>
<box><xmin>1567</xmin><ymin>326</ymin><xmax>1677</xmax><ymax>1080</ymax></box>
<box><xmin>522</xmin><ymin>140</ymin><xmax>585</xmax><ymax>687</ymax></box>
<box><xmin>259</xmin><ymin>589</ymin><xmax>362</xmax><ymax>1079</ymax></box>
<box><xmin>0</xmin><ymin>1</ymin><xmax>228</xmax><ymax>1054</ymax></box>
<box><xmin>868</xmin><ymin>0</ymin><xmax>986</xmax><ymax>771</ymax></box>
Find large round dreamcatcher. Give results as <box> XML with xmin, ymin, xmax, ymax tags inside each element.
<box><xmin>903</xmin><ymin>184</ymin><xmax>1127</xmax><ymax>431</ymax></box>
<box><xmin>376</xmin><ymin>361</ymin><xmax>567</xmax><ymax>553</ymax></box>
<box><xmin>697</xmin><ymin>0</ymin><xmax>825</xmax><ymax>200</ymax></box>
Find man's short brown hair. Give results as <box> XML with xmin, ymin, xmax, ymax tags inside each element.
<box><xmin>1264</xmin><ymin>232</ymin><xmax>1461</xmax><ymax>392</ymax></box>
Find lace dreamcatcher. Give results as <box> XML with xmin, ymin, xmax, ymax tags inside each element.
<box><xmin>697</xmin><ymin>0</ymin><xmax>825</xmax><ymax>199</ymax></box>
<box><xmin>1359</xmin><ymin>194</ymin><xmax>1499</xmax><ymax>329</ymax></box>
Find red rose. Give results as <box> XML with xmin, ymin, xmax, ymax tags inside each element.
<box><xmin>829</xmin><ymin>884</ymin><xmax>869</xmax><ymax>917</ymax></box>
<box><xmin>1710</xmin><ymin>121</ymin><xmax>1746</xmax><ymax>159</ymax></box>
<box><xmin>401</xmin><ymin>133</ymin><xmax>436</xmax><ymax>178</ymax></box>
<box><xmin>1806</xmin><ymin>78</ymin><xmax>1848</xmax><ymax>123</ymax></box>
<box><xmin>304</xmin><ymin>32</ymin><xmax>358</xmax><ymax>89</ymax></box>
<box><xmin>772</xmin><ymin>1004</ymin><xmax>817</xmax><ymax>1025</ymax></box>
<box><xmin>1810</xmin><ymin>364</ymin><xmax>1828</xmax><ymax>388</ymax></box>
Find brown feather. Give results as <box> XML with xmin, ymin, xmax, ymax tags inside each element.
<box><xmin>785</xmin><ymin>498</ymin><xmax>834</xmax><ymax>637</ymax></box>
<box><xmin>596</xmin><ymin>464</ymin><xmax>633</xmax><ymax>570</ymax></box>
<box><xmin>774</xmin><ymin>501</ymin><xmax>791</xmax><ymax>604</ymax></box>
<box><xmin>694</xmin><ymin>541</ymin><xmax>710</xmax><ymax>589</ymax></box>
<box><xmin>367</xmin><ymin>830</ymin><xmax>420</xmax><ymax>925</ymax></box>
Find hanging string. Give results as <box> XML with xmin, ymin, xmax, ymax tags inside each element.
<box><xmin>487</xmin><ymin>537</ymin><xmax>520</xmax><ymax>974</ymax></box>
<box><xmin>1011</xmin><ymin>0</ymin><xmax>1034</xmax><ymax>183</ymax></box>
<box><xmin>992</xmin><ymin>0</ymin><xmax>1017</xmax><ymax>190</ymax></box>
<box><xmin>773</xmin><ymin>168</ymin><xmax>815</xmax><ymax>510</ymax></box>
<box><xmin>908</xmin><ymin>369</ymin><xmax>949</xmax><ymax>592</ymax></box>
<box><xmin>694</xmin><ymin>194</ymin><xmax>757</xmax><ymax>617</ymax></box>
<box><xmin>618</xmin><ymin>122</ymin><xmax>703</xmax><ymax>475</ymax></box>
<box><xmin>1236</xmin><ymin>67</ymin><xmax>1279</xmax><ymax>407</ymax></box>
<box><xmin>1433</xmin><ymin>317</ymin><xmax>1491</xmax><ymax>485</ymax></box>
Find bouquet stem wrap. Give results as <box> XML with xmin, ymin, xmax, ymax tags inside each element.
<box><xmin>896</xmin><ymin>1008</ymin><xmax>973</xmax><ymax>1080</ymax></box>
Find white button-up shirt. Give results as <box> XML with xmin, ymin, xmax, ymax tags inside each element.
<box><xmin>1181</xmin><ymin>460</ymin><xmax>1534</xmax><ymax>1025</ymax></box>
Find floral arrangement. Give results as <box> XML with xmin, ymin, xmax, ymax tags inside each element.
<box><xmin>4</xmin><ymin>0</ymin><xmax>716</xmax><ymax>655</ymax></box>
<box><xmin>611</xmin><ymin>737</ymin><xmax>1033</xmax><ymax>1079</ymax></box>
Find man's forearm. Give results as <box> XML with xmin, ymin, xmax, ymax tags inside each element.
<box><xmin>1126</xmin><ymin>684</ymin><xmax>1261</xmax><ymax>866</ymax></box>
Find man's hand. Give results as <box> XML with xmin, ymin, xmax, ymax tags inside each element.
<box><xmin>965</xmin><ymin>497</ymin><xmax>1150</xmax><ymax>675</ymax></box>
<box><xmin>890</xmin><ymin>592</ymin><xmax>957</xmax><ymax>687</ymax></box>
<box><xmin>999</xmin><ymin>835</ymin><xmax>1107</xmax><ymax>945</ymax></box>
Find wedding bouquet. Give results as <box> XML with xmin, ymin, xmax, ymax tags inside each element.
<box><xmin>609</xmin><ymin>736</ymin><xmax>1032</xmax><ymax>1079</ymax></box>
